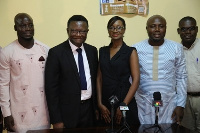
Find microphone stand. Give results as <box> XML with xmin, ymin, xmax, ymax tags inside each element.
<box><xmin>106</xmin><ymin>103</ymin><xmax>118</xmax><ymax>133</ymax></box>
<box><xmin>118</xmin><ymin>110</ymin><xmax>133</xmax><ymax>133</ymax></box>
<box><xmin>143</xmin><ymin>107</ymin><xmax>164</xmax><ymax>133</ymax></box>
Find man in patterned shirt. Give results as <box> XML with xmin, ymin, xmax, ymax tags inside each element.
<box><xmin>132</xmin><ymin>15</ymin><xmax>187</xmax><ymax>124</ymax></box>
<box><xmin>0</xmin><ymin>13</ymin><xmax>50</xmax><ymax>133</ymax></box>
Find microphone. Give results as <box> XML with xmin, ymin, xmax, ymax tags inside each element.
<box><xmin>152</xmin><ymin>92</ymin><xmax>163</xmax><ymax>107</ymax></box>
<box><xmin>109</xmin><ymin>95</ymin><xmax>119</xmax><ymax>105</ymax></box>
<box><xmin>143</xmin><ymin>92</ymin><xmax>164</xmax><ymax>132</ymax></box>
<box><xmin>106</xmin><ymin>95</ymin><xmax>119</xmax><ymax>133</ymax></box>
<box><xmin>119</xmin><ymin>102</ymin><xmax>129</xmax><ymax>118</ymax></box>
<box><xmin>152</xmin><ymin>92</ymin><xmax>163</xmax><ymax>125</ymax></box>
<box><xmin>119</xmin><ymin>102</ymin><xmax>133</xmax><ymax>133</ymax></box>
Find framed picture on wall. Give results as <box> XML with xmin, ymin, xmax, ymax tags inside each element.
<box><xmin>100</xmin><ymin>0</ymin><xmax>149</xmax><ymax>15</ymax></box>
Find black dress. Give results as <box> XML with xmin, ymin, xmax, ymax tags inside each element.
<box><xmin>99</xmin><ymin>42</ymin><xmax>140</xmax><ymax>126</ymax></box>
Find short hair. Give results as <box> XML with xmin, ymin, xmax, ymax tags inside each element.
<box><xmin>107</xmin><ymin>16</ymin><xmax>126</xmax><ymax>29</ymax></box>
<box><xmin>179</xmin><ymin>16</ymin><xmax>197</xmax><ymax>27</ymax></box>
<box><xmin>14</xmin><ymin>13</ymin><xmax>33</xmax><ymax>24</ymax></box>
<box><xmin>67</xmin><ymin>15</ymin><xmax>88</xmax><ymax>27</ymax></box>
<box><xmin>146</xmin><ymin>15</ymin><xmax>166</xmax><ymax>26</ymax></box>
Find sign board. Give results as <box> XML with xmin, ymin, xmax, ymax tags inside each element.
<box><xmin>100</xmin><ymin>0</ymin><xmax>149</xmax><ymax>15</ymax></box>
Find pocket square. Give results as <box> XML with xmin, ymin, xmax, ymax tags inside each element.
<box><xmin>38</xmin><ymin>56</ymin><xmax>45</xmax><ymax>61</ymax></box>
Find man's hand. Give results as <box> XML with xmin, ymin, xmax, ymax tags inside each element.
<box><xmin>4</xmin><ymin>115</ymin><xmax>15</xmax><ymax>132</ymax></box>
<box><xmin>53</xmin><ymin>122</ymin><xmax>64</xmax><ymax>129</ymax></box>
<box><xmin>171</xmin><ymin>106</ymin><xmax>184</xmax><ymax>124</ymax></box>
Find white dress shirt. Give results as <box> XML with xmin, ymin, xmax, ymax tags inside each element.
<box><xmin>69</xmin><ymin>40</ymin><xmax>92</xmax><ymax>100</ymax></box>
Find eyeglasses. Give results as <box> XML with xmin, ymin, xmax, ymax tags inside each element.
<box><xmin>70</xmin><ymin>29</ymin><xmax>88</xmax><ymax>35</ymax></box>
<box><xmin>180</xmin><ymin>26</ymin><xmax>196</xmax><ymax>32</ymax></box>
<box><xmin>108</xmin><ymin>26</ymin><xmax>125</xmax><ymax>32</ymax></box>
<box><xmin>18</xmin><ymin>24</ymin><xmax>34</xmax><ymax>30</ymax></box>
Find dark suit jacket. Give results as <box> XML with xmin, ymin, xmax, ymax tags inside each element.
<box><xmin>45</xmin><ymin>40</ymin><xmax>98</xmax><ymax>128</ymax></box>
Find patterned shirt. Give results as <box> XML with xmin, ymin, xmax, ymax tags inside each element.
<box><xmin>132</xmin><ymin>39</ymin><xmax>187</xmax><ymax>124</ymax></box>
<box><xmin>0</xmin><ymin>40</ymin><xmax>50</xmax><ymax>133</ymax></box>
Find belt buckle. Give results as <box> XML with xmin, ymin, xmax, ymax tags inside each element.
<box><xmin>81</xmin><ymin>100</ymin><xmax>85</xmax><ymax>104</ymax></box>
<box><xmin>187</xmin><ymin>92</ymin><xmax>200</xmax><ymax>96</ymax></box>
<box><xmin>80</xmin><ymin>98</ymin><xmax>90</xmax><ymax>104</ymax></box>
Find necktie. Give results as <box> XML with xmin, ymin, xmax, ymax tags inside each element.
<box><xmin>76</xmin><ymin>48</ymin><xmax>87</xmax><ymax>90</ymax></box>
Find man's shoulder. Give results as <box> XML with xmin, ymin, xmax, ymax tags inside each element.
<box><xmin>164</xmin><ymin>39</ymin><xmax>182</xmax><ymax>48</ymax></box>
<box><xmin>165</xmin><ymin>39</ymin><xmax>180</xmax><ymax>44</ymax></box>
<box><xmin>132</xmin><ymin>39</ymin><xmax>148</xmax><ymax>48</ymax></box>
<box><xmin>34</xmin><ymin>40</ymin><xmax>50</xmax><ymax>54</ymax></box>
<box><xmin>195</xmin><ymin>38</ymin><xmax>200</xmax><ymax>45</ymax></box>
<box><xmin>84</xmin><ymin>42</ymin><xmax>97</xmax><ymax>49</ymax></box>
<box><xmin>1</xmin><ymin>40</ymin><xmax>18</xmax><ymax>53</ymax></box>
<box><xmin>50</xmin><ymin>40</ymin><xmax>69</xmax><ymax>51</ymax></box>
<box><xmin>35</xmin><ymin>39</ymin><xmax>49</xmax><ymax>49</ymax></box>
<box><xmin>83</xmin><ymin>43</ymin><xmax>97</xmax><ymax>53</ymax></box>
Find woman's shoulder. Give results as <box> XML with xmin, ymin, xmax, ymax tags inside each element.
<box><xmin>123</xmin><ymin>43</ymin><xmax>136</xmax><ymax>52</ymax></box>
<box><xmin>99</xmin><ymin>45</ymin><xmax>109</xmax><ymax>51</ymax></box>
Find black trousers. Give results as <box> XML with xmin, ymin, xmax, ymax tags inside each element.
<box><xmin>77</xmin><ymin>99</ymin><xmax>94</xmax><ymax>128</ymax></box>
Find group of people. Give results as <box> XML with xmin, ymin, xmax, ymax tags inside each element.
<box><xmin>0</xmin><ymin>13</ymin><xmax>199</xmax><ymax>133</ymax></box>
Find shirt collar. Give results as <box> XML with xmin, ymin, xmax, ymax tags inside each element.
<box><xmin>68</xmin><ymin>40</ymin><xmax>84</xmax><ymax>52</ymax></box>
<box><xmin>183</xmin><ymin>38</ymin><xmax>198</xmax><ymax>50</ymax></box>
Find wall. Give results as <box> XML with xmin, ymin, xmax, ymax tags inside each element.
<box><xmin>0</xmin><ymin>0</ymin><xmax>200</xmax><ymax>48</ymax></box>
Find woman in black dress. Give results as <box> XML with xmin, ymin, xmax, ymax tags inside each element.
<box><xmin>97</xmin><ymin>16</ymin><xmax>140</xmax><ymax>126</ymax></box>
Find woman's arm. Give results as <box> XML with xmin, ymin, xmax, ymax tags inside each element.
<box><xmin>123</xmin><ymin>49</ymin><xmax>140</xmax><ymax>105</ymax></box>
<box><xmin>96</xmin><ymin>63</ymin><xmax>111</xmax><ymax>123</ymax></box>
<box><xmin>96</xmin><ymin>64</ymin><xmax>103</xmax><ymax>107</ymax></box>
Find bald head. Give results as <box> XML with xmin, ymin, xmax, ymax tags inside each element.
<box><xmin>14</xmin><ymin>13</ymin><xmax>34</xmax><ymax>44</ymax></box>
<box><xmin>147</xmin><ymin>15</ymin><xmax>166</xmax><ymax>26</ymax></box>
<box><xmin>14</xmin><ymin>13</ymin><xmax>33</xmax><ymax>25</ymax></box>
<box><xmin>146</xmin><ymin>15</ymin><xmax>167</xmax><ymax>46</ymax></box>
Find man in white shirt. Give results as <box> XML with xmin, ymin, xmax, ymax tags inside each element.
<box><xmin>178</xmin><ymin>16</ymin><xmax>200</xmax><ymax>133</ymax></box>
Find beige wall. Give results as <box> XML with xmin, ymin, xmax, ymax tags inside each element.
<box><xmin>0</xmin><ymin>0</ymin><xmax>200</xmax><ymax>49</ymax></box>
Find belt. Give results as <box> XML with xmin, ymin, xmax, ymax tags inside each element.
<box><xmin>187</xmin><ymin>92</ymin><xmax>200</xmax><ymax>96</ymax></box>
<box><xmin>80</xmin><ymin>98</ymin><xmax>91</xmax><ymax>104</ymax></box>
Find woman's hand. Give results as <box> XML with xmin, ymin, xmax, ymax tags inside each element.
<box><xmin>115</xmin><ymin>107</ymin><xmax>122</xmax><ymax>125</ymax></box>
<box><xmin>99</xmin><ymin>104</ymin><xmax>111</xmax><ymax>123</ymax></box>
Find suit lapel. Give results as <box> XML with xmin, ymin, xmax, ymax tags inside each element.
<box><xmin>84</xmin><ymin>43</ymin><xmax>93</xmax><ymax>77</ymax></box>
<box><xmin>110</xmin><ymin>42</ymin><xmax>127</xmax><ymax>62</ymax></box>
<box><xmin>109</xmin><ymin>42</ymin><xmax>128</xmax><ymax>81</ymax></box>
<box><xmin>64</xmin><ymin>40</ymin><xmax>81</xmax><ymax>85</ymax></box>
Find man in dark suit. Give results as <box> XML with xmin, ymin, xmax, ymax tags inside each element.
<box><xmin>45</xmin><ymin>15</ymin><xmax>98</xmax><ymax>129</ymax></box>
